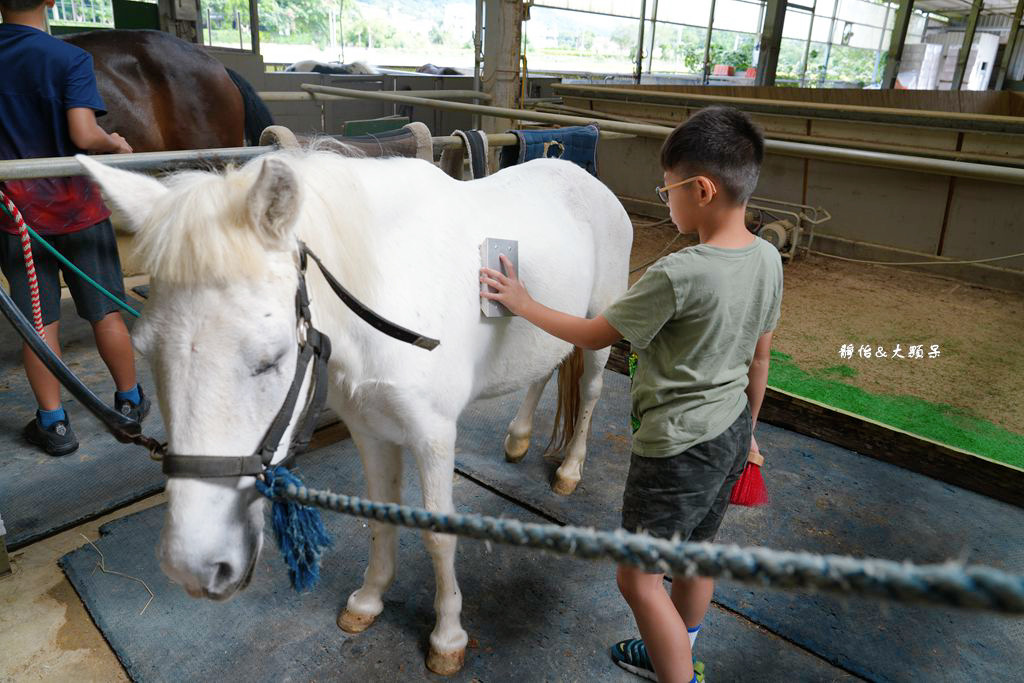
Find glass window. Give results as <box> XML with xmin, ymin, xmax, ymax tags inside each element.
<box><xmin>827</xmin><ymin>44</ymin><xmax>884</xmax><ymax>85</ymax></box>
<box><xmin>536</xmin><ymin>0</ymin><xmax>638</xmax><ymax>18</ymax></box>
<box><xmin>782</xmin><ymin>7</ymin><xmax>812</xmax><ymax>40</ymax></box>
<box><xmin>648</xmin><ymin>23</ymin><xmax>710</xmax><ymax>75</ymax></box>
<box><xmin>204</xmin><ymin>0</ymin><xmax>254</xmax><ymax>51</ymax></box>
<box><xmin>255</xmin><ymin>0</ymin><xmax>476</xmax><ymax>69</ymax></box>
<box><xmin>777</xmin><ymin>36</ymin><xmax>808</xmax><ymax>82</ymax></box>
<box><xmin>47</xmin><ymin>0</ymin><xmax>121</xmax><ymax>29</ymax></box>
<box><xmin>524</xmin><ymin>5</ymin><xmax>639</xmax><ymax>74</ymax></box>
<box><xmin>535</xmin><ymin>1</ymin><xmax>645</xmax><ymax>19</ymax></box>
<box><xmin>708</xmin><ymin>28</ymin><xmax>759</xmax><ymax>74</ymax></box>
<box><xmin>804</xmin><ymin>40</ymin><xmax>828</xmax><ymax>84</ymax></box>
<box><xmin>810</xmin><ymin>16</ymin><xmax>837</xmax><ymax>44</ymax></box>
<box><xmin>836</xmin><ymin>0</ymin><xmax>890</xmax><ymax>29</ymax></box>
<box><xmin>849</xmin><ymin>23</ymin><xmax>886</xmax><ymax>50</ymax></box>
<box><xmin>714</xmin><ymin>0</ymin><xmax>765</xmax><ymax>34</ymax></box>
<box><xmin>906</xmin><ymin>12</ymin><xmax>928</xmax><ymax>43</ymax></box>
<box><xmin>655</xmin><ymin>1</ymin><xmax>714</xmax><ymax>26</ymax></box>
<box><xmin>775</xmin><ymin>1</ymin><xmax>916</xmax><ymax>88</ymax></box>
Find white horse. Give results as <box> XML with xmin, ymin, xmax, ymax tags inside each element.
<box><xmin>78</xmin><ymin>148</ymin><xmax>631</xmax><ymax>675</ymax></box>
<box><xmin>284</xmin><ymin>59</ymin><xmax>381</xmax><ymax>74</ymax></box>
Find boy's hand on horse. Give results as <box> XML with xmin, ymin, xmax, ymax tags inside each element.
<box><xmin>110</xmin><ymin>132</ymin><xmax>133</xmax><ymax>154</ymax></box>
<box><xmin>67</xmin><ymin>107</ymin><xmax>133</xmax><ymax>154</ymax></box>
<box><xmin>481</xmin><ymin>254</ymin><xmax>622</xmax><ymax>351</ymax></box>
<box><xmin>480</xmin><ymin>253</ymin><xmax>532</xmax><ymax>316</ymax></box>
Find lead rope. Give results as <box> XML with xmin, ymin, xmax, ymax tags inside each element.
<box><xmin>1</xmin><ymin>189</ymin><xmax>45</xmax><ymax>338</ymax></box>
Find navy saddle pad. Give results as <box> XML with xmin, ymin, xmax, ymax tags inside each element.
<box><xmin>499</xmin><ymin>124</ymin><xmax>599</xmax><ymax>177</ymax></box>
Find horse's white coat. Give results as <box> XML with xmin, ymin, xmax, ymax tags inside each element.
<box><xmin>79</xmin><ymin>150</ymin><xmax>631</xmax><ymax>669</ymax></box>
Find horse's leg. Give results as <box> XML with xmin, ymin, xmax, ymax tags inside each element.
<box><xmin>553</xmin><ymin>347</ymin><xmax>611</xmax><ymax>495</ymax></box>
<box><xmin>503</xmin><ymin>374</ymin><xmax>551</xmax><ymax>463</ymax></box>
<box><xmin>338</xmin><ymin>430</ymin><xmax>402</xmax><ymax>634</ymax></box>
<box><xmin>411</xmin><ymin>424</ymin><xmax>468</xmax><ymax>675</ymax></box>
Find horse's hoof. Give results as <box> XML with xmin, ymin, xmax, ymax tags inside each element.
<box><xmin>426</xmin><ymin>646</ymin><xmax>465</xmax><ymax>676</ymax></box>
<box><xmin>337</xmin><ymin>608</ymin><xmax>376</xmax><ymax>633</ymax></box>
<box><xmin>503</xmin><ymin>433</ymin><xmax>530</xmax><ymax>463</ymax></box>
<box><xmin>552</xmin><ymin>475</ymin><xmax>580</xmax><ymax>496</ymax></box>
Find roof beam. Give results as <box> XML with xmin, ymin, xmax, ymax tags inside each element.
<box><xmin>755</xmin><ymin>0</ymin><xmax>787</xmax><ymax>86</ymax></box>
<box><xmin>951</xmin><ymin>0</ymin><xmax>984</xmax><ymax>90</ymax></box>
<box><xmin>882</xmin><ymin>0</ymin><xmax>916</xmax><ymax>88</ymax></box>
<box><xmin>995</xmin><ymin>0</ymin><xmax>1024</xmax><ymax>88</ymax></box>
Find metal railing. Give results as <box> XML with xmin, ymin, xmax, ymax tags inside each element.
<box><xmin>298</xmin><ymin>84</ymin><xmax>1024</xmax><ymax>186</ymax></box>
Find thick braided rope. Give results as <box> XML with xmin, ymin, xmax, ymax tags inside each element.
<box><xmin>271</xmin><ymin>480</ymin><xmax>1024</xmax><ymax>614</ymax></box>
<box><xmin>1</xmin><ymin>190</ymin><xmax>45</xmax><ymax>337</ymax></box>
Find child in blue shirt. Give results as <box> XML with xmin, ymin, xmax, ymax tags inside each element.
<box><xmin>1</xmin><ymin>0</ymin><xmax>148</xmax><ymax>456</ymax></box>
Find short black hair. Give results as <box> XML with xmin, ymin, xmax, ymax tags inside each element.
<box><xmin>0</xmin><ymin>0</ymin><xmax>47</xmax><ymax>10</ymax></box>
<box><xmin>659</xmin><ymin>106</ymin><xmax>764</xmax><ymax>205</ymax></box>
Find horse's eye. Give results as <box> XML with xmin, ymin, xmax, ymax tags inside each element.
<box><xmin>252</xmin><ymin>361</ymin><xmax>277</xmax><ymax>376</ymax></box>
<box><xmin>252</xmin><ymin>352</ymin><xmax>285</xmax><ymax>376</ymax></box>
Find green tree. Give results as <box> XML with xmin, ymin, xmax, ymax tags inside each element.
<box><xmin>610</xmin><ymin>25</ymin><xmax>635</xmax><ymax>55</ymax></box>
<box><xmin>429</xmin><ymin>21</ymin><xmax>445</xmax><ymax>45</ymax></box>
<box><xmin>708</xmin><ymin>31</ymin><xmax>756</xmax><ymax>71</ymax></box>
<box><xmin>207</xmin><ymin>0</ymin><xmax>252</xmax><ymax>25</ymax></box>
<box><xmin>581</xmin><ymin>30</ymin><xmax>594</xmax><ymax>51</ymax></box>
<box><xmin>654</xmin><ymin>26</ymin><xmax>708</xmax><ymax>73</ymax></box>
<box><xmin>827</xmin><ymin>45</ymin><xmax>880</xmax><ymax>85</ymax></box>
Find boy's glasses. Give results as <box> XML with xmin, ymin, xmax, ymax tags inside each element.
<box><xmin>655</xmin><ymin>175</ymin><xmax>716</xmax><ymax>204</ymax></box>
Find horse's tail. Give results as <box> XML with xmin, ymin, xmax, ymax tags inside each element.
<box><xmin>548</xmin><ymin>346</ymin><xmax>584</xmax><ymax>457</ymax></box>
<box><xmin>226</xmin><ymin>67</ymin><xmax>274</xmax><ymax>146</ymax></box>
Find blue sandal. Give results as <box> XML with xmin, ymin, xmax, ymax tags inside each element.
<box><xmin>610</xmin><ymin>638</ymin><xmax>705</xmax><ymax>682</ymax></box>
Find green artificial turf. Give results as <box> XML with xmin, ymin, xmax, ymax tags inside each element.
<box><xmin>766</xmin><ymin>351</ymin><xmax>1024</xmax><ymax>469</ymax></box>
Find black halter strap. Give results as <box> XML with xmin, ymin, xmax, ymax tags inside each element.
<box><xmin>301</xmin><ymin>242</ymin><xmax>439</xmax><ymax>351</ymax></box>
<box><xmin>0</xmin><ymin>242</ymin><xmax>437</xmax><ymax>480</ymax></box>
<box><xmin>160</xmin><ymin>328</ymin><xmax>331</xmax><ymax>478</ymax></box>
<box><xmin>159</xmin><ymin>242</ymin><xmax>439</xmax><ymax>479</ymax></box>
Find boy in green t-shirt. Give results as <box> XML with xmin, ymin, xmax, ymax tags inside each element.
<box><xmin>480</xmin><ymin>106</ymin><xmax>782</xmax><ymax>683</ymax></box>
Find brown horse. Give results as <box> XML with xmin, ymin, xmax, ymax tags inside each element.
<box><xmin>63</xmin><ymin>30</ymin><xmax>272</xmax><ymax>153</ymax></box>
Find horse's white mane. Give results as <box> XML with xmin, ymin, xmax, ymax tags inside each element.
<box><xmin>305</xmin><ymin>135</ymin><xmax>366</xmax><ymax>158</ymax></box>
<box><xmin>134</xmin><ymin>149</ymin><xmax>370</xmax><ymax>285</ymax></box>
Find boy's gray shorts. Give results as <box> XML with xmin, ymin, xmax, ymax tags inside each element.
<box><xmin>0</xmin><ymin>219</ymin><xmax>127</xmax><ymax>326</ymax></box>
<box><xmin>621</xmin><ymin>400</ymin><xmax>752</xmax><ymax>546</ymax></box>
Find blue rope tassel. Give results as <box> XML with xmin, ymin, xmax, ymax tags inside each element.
<box><xmin>255</xmin><ymin>466</ymin><xmax>333</xmax><ymax>592</ymax></box>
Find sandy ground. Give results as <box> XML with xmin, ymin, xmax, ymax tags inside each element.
<box><xmin>629</xmin><ymin>216</ymin><xmax>1024</xmax><ymax>436</ymax></box>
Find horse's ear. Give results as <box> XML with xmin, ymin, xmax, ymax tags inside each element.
<box><xmin>247</xmin><ymin>158</ymin><xmax>300</xmax><ymax>247</ymax></box>
<box><xmin>75</xmin><ymin>155</ymin><xmax>167</xmax><ymax>233</ymax></box>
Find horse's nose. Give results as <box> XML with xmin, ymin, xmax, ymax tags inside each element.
<box><xmin>203</xmin><ymin>560</ymin><xmax>241</xmax><ymax>599</ymax></box>
<box><xmin>211</xmin><ymin>561</ymin><xmax>234</xmax><ymax>588</ymax></box>
<box><xmin>159</xmin><ymin>544</ymin><xmax>244</xmax><ymax>600</ymax></box>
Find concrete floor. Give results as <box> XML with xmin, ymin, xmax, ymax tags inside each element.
<box><xmin>0</xmin><ymin>494</ymin><xmax>164</xmax><ymax>681</ymax></box>
<box><xmin>3</xmin><ymin>222</ymin><xmax>1020</xmax><ymax>681</ymax></box>
<box><xmin>0</xmin><ymin>272</ymin><xmax>153</xmax><ymax>680</ymax></box>
<box><xmin>9</xmin><ymin>377</ymin><xmax>1023</xmax><ymax>681</ymax></box>
<box><xmin>0</xmin><ymin>483</ymin><xmax>841</xmax><ymax>682</ymax></box>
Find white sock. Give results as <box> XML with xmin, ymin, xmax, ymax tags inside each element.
<box><xmin>688</xmin><ymin>624</ymin><xmax>701</xmax><ymax>649</ymax></box>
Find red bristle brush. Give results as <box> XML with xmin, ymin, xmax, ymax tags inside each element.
<box><xmin>730</xmin><ymin>449</ymin><xmax>769</xmax><ymax>506</ymax></box>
